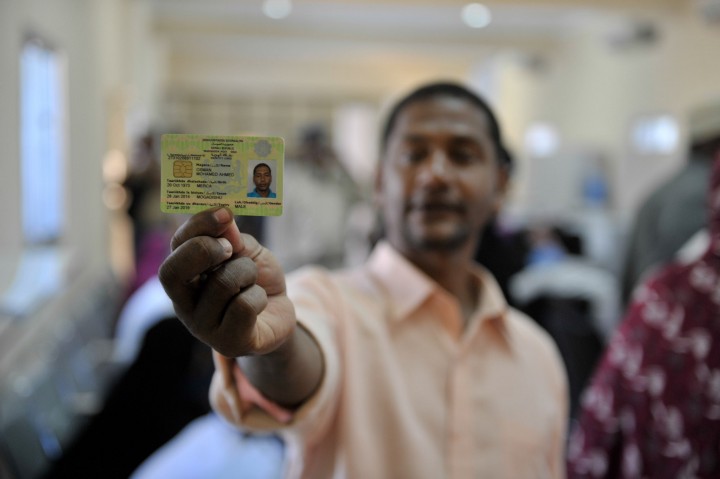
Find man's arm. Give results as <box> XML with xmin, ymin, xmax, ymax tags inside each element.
<box><xmin>158</xmin><ymin>206</ymin><xmax>324</xmax><ymax>408</ymax></box>
<box><xmin>237</xmin><ymin>324</ymin><xmax>323</xmax><ymax>408</ymax></box>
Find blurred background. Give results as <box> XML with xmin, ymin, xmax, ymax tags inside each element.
<box><xmin>1</xmin><ymin>0</ymin><xmax>720</xmax><ymax>477</ymax></box>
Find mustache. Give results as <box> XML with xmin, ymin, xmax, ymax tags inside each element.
<box><xmin>406</xmin><ymin>197</ymin><xmax>466</xmax><ymax>213</ymax></box>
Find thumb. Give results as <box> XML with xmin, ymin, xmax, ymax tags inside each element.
<box><xmin>213</xmin><ymin>207</ymin><xmax>244</xmax><ymax>254</ymax></box>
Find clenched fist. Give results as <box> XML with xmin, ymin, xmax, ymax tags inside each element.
<box><xmin>158</xmin><ymin>207</ymin><xmax>296</xmax><ymax>357</ymax></box>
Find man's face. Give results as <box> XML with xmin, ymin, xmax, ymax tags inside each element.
<box><xmin>376</xmin><ymin>95</ymin><xmax>507</xmax><ymax>254</ymax></box>
<box><xmin>253</xmin><ymin>165</ymin><xmax>272</xmax><ymax>192</ymax></box>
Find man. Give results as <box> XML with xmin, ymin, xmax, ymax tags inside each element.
<box><xmin>568</xmin><ymin>108</ymin><xmax>720</xmax><ymax>479</ymax></box>
<box><xmin>567</xmin><ymin>154</ymin><xmax>720</xmax><ymax>479</ymax></box>
<box><xmin>248</xmin><ymin>163</ymin><xmax>276</xmax><ymax>198</ymax></box>
<box><xmin>159</xmin><ymin>82</ymin><xmax>568</xmax><ymax>478</ymax></box>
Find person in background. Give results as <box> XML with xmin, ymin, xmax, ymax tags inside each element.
<box><xmin>123</xmin><ymin>132</ymin><xmax>162</xmax><ymax>258</ymax></box>
<box><xmin>121</xmin><ymin>131</ymin><xmax>178</xmax><ymax>297</ymax></box>
<box><xmin>567</xmin><ymin>152</ymin><xmax>720</xmax><ymax>478</ymax></box>
<box><xmin>264</xmin><ymin>125</ymin><xmax>362</xmax><ymax>272</ymax></box>
<box><xmin>158</xmin><ymin>81</ymin><xmax>568</xmax><ymax>478</ymax></box>
<box><xmin>621</xmin><ymin>101</ymin><xmax>720</xmax><ymax>305</ymax></box>
<box><xmin>44</xmin><ymin>210</ymin><xmax>266</xmax><ymax>479</ymax></box>
<box><xmin>127</xmin><ymin>127</ymin><xmax>357</xmax><ymax>478</ymax></box>
<box><xmin>471</xmin><ymin>147</ymin><xmax>530</xmax><ymax>308</ymax></box>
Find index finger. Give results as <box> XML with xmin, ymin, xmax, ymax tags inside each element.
<box><xmin>171</xmin><ymin>206</ymin><xmax>243</xmax><ymax>253</ymax></box>
<box><xmin>159</xmin><ymin>234</ymin><xmax>234</xmax><ymax>314</ymax></box>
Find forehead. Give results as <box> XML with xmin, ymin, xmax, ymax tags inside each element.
<box><xmin>390</xmin><ymin>96</ymin><xmax>492</xmax><ymax>142</ymax></box>
<box><xmin>254</xmin><ymin>165</ymin><xmax>271</xmax><ymax>174</ymax></box>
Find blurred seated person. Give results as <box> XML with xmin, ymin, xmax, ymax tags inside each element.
<box><xmin>44</xmin><ymin>216</ymin><xmax>264</xmax><ymax>479</ymax></box>
<box><xmin>121</xmin><ymin>131</ymin><xmax>180</xmax><ymax>298</ymax></box>
<box><xmin>473</xmin><ymin>216</ymin><xmax>529</xmax><ymax>308</ymax></box>
<box><xmin>117</xmin><ymin>128</ymin><xmax>359</xmax><ymax>478</ymax></box>
<box><xmin>509</xmin><ymin>222</ymin><xmax>616</xmax><ymax>420</ymax></box>
<box><xmin>44</xmin><ymin>308</ymin><xmax>212</xmax><ymax>479</ymax></box>
<box><xmin>567</xmin><ymin>153</ymin><xmax>720</xmax><ymax>478</ymax></box>
<box><xmin>123</xmin><ymin>132</ymin><xmax>161</xmax><ymax>258</ymax></box>
<box><xmin>475</xmin><ymin>215</ymin><xmax>588</xmax><ymax>309</ymax></box>
<box><xmin>127</xmin><ymin>124</ymin><xmax>367</xmax><ymax>475</ymax></box>
<box><xmin>511</xmin><ymin>222</ymin><xmax>618</xmax><ymax>339</ymax></box>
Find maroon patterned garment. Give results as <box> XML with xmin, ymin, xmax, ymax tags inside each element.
<box><xmin>567</xmin><ymin>154</ymin><xmax>720</xmax><ymax>479</ymax></box>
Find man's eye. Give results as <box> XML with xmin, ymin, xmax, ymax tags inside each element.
<box><xmin>451</xmin><ymin>149</ymin><xmax>482</xmax><ymax>165</ymax></box>
<box><xmin>450</xmin><ymin>150</ymin><xmax>472</xmax><ymax>163</ymax></box>
<box><xmin>403</xmin><ymin>149</ymin><xmax>427</xmax><ymax>164</ymax></box>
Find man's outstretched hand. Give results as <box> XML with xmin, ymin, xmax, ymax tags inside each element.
<box><xmin>158</xmin><ymin>207</ymin><xmax>296</xmax><ymax>358</ymax></box>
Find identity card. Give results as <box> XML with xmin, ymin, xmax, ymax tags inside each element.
<box><xmin>160</xmin><ymin>134</ymin><xmax>284</xmax><ymax>216</ymax></box>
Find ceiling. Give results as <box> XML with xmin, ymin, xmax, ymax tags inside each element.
<box><xmin>146</xmin><ymin>0</ymin><xmax>702</xmax><ymax>98</ymax></box>
<box><xmin>131</xmin><ymin>0</ymin><xmax>719</xmax><ymax>193</ymax></box>
<box><xmin>136</xmin><ymin>0</ymin><xmax>720</xmax><ymax>126</ymax></box>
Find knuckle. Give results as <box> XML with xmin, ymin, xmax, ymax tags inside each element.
<box><xmin>216</xmin><ymin>311</ymin><xmax>257</xmax><ymax>357</ymax></box>
<box><xmin>188</xmin><ymin>237</ymin><xmax>214</xmax><ymax>261</ymax></box>
<box><xmin>228</xmin><ymin>286</ymin><xmax>265</xmax><ymax>321</ymax></box>
<box><xmin>206</xmin><ymin>257</ymin><xmax>257</xmax><ymax>294</ymax></box>
<box><xmin>234</xmin><ymin>256</ymin><xmax>259</xmax><ymax>283</ymax></box>
<box><xmin>183</xmin><ymin>236</ymin><xmax>221</xmax><ymax>271</ymax></box>
<box><xmin>173</xmin><ymin>210</ymin><xmax>217</xmax><ymax>244</ymax></box>
<box><xmin>209</xmin><ymin>265</ymin><xmax>242</xmax><ymax>294</ymax></box>
<box><xmin>158</xmin><ymin>259</ymin><xmax>178</xmax><ymax>290</ymax></box>
<box><xmin>170</xmin><ymin>232</ymin><xmax>182</xmax><ymax>252</ymax></box>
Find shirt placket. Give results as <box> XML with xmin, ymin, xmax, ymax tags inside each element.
<box><xmin>446</xmin><ymin>311</ymin><xmax>501</xmax><ymax>478</ymax></box>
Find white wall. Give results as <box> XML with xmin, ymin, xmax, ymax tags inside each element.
<box><xmin>0</xmin><ymin>0</ymin><xmax>126</xmax><ymax>292</ymax></box>
<box><xmin>487</xmin><ymin>10</ymin><xmax>720</xmax><ymax>222</ymax></box>
<box><xmin>3</xmin><ymin>1</ymin><xmax>718</xmax><ymax>292</ymax></box>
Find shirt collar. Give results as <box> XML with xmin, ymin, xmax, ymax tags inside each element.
<box><xmin>366</xmin><ymin>241</ymin><xmax>509</xmax><ymax>335</ymax></box>
<box><xmin>367</xmin><ymin>241</ymin><xmax>437</xmax><ymax>320</ymax></box>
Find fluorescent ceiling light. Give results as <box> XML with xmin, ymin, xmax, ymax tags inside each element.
<box><xmin>263</xmin><ymin>0</ymin><xmax>292</xmax><ymax>20</ymax></box>
<box><xmin>462</xmin><ymin>3</ymin><xmax>492</xmax><ymax>29</ymax></box>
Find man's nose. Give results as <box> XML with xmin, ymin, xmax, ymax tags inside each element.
<box><xmin>418</xmin><ymin>149</ymin><xmax>452</xmax><ymax>184</ymax></box>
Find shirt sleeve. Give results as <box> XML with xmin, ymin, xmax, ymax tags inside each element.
<box><xmin>209</xmin><ymin>352</ymin><xmax>293</xmax><ymax>427</ymax></box>
<box><xmin>207</xmin><ymin>266</ymin><xmax>343</xmax><ymax>450</ymax></box>
<box><xmin>566</xmin><ymin>297</ymin><xmax>651</xmax><ymax>478</ymax></box>
<box><xmin>551</xmin><ymin>346</ymin><xmax>571</xmax><ymax>479</ymax></box>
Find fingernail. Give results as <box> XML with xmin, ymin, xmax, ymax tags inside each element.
<box><xmin>213</xmin><ymin>207</ymin><xmax>231</xmax><ymax>224</ymax></box>
<box><xmin>277</xmin><ymin>410</ymin><xmax>293</xmax><ymax>424</ymax></box>
<box><xmin>218</xmin><ymin>237</ymin><xmax>232</xmax><ymax>255</ymax></box>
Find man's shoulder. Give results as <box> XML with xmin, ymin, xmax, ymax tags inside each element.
<box><xmin>286</xmin><ymin>263</ymin><xmax>371</xmax><ymax>296</ymax></box>
<box><xmin>504</xmin><ymin>308</ymin><xmax>566</xmax><ymax>369</ymax></box>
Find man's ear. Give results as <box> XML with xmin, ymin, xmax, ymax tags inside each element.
<box><xmin>373</xmin><ymin>161</ymin><xmax>384</xmax><ymax>208</ymax></box>
<box><xmin>492</xmin><ymin>164</ymin><xmax>511</xmax><ymax>215</ymax></box>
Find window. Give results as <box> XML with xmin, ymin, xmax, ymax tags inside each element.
<box><xmin>630</xmin><ymin>114</ymin><xmax>679</xmax><ymax>156</ymax></box>
<box><xmin>20</xmin><ymin>37</ymin><xmax>66</xmax><ymax>245</ymax></box>
<box><xmin>524</xmin><ymin>122</ymin><xmax>559</xmax><ymax>158</ymax></box>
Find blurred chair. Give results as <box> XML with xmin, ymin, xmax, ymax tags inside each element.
<box><xmin>510</xmin><ymin>257</ymin><xmax>618</xmax><ymax>420</ymax></box>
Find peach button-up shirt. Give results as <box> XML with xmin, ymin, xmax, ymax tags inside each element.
<box><xmin>212</xmin><ymin>241</ymin><xmax>568</xmax><ymax>479</ymax></box>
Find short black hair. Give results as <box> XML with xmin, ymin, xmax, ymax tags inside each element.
<box><xmin>380</xmin><ymin>81</ymin><xmax>512</xmax><ymax>171</ymax></box>
<box><xmin>253</xmin><ymin>163</ymin><xmax>271</xmax><ymax>175</ymax></box>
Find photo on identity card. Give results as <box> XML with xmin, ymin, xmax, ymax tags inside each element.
<box><xmin>247</xmin><ymin>160</ymin><xmax>278</xmax><ymax>199</ymax></box>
